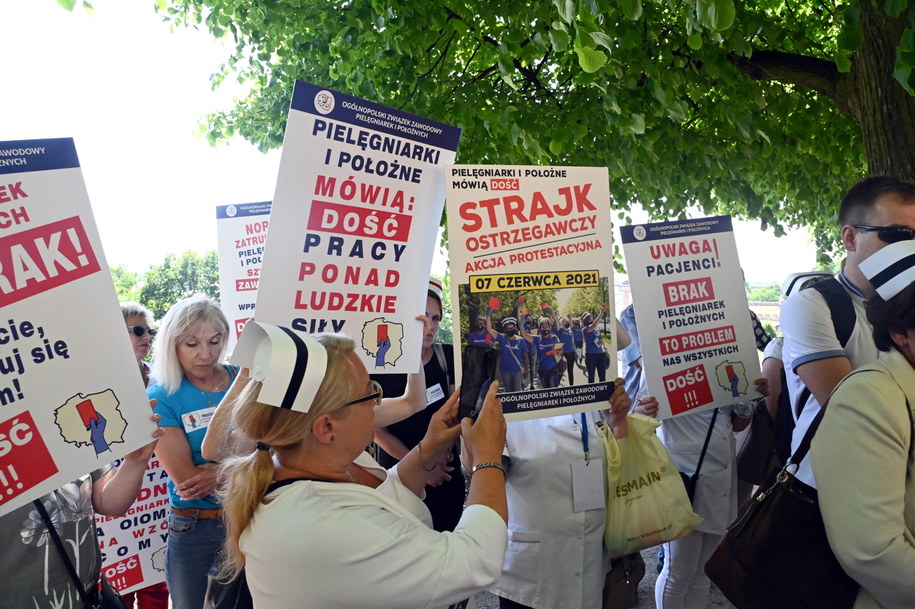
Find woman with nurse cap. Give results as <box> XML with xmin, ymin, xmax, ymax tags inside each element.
<box><xmin>217</xmin><ymin>322</ymin><xmax>509</xmax><ymax>609</ymax></box>
<box><xmin>812</xmin><ymin>239</ymin><xmax>915</xmax><ymax>609</ymax></box>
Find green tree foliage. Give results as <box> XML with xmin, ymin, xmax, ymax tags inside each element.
<box><xmin>139</xmin><ymin>250</ymin><xmax>219</xmax><ymax>319</ymax></box>
<box><xmin>435</xmin><ymin>272</ymin><xmax>454</xmax><ymax>344</ymax></box>
<box><xmin>109</xmin><ymin>264</ymin><xmax>142</xmax><ymax>303</ymax></box>
<box><xmin>747</xmin><ymin>282</ymin><xmax>782</xmax><ymax>301</ymax></box>
<box><xmin>162</xmin><ymin>0</ymin><xmax>915</xmax><ymax>261</ymax></box>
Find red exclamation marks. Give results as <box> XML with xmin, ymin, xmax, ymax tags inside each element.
<box><xmin>67</xmin><ymin>227</ymin><xmax>89</xmax><ymax>266</ymax></box>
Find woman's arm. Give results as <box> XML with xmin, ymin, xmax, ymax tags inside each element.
<box><xmin>615</xmin><ymin>318</ymin><xmax>632</xmax><ymax>350</ymax></box>
<box><xmin>395</xmin><ymin>390</ymin><xmax>462</xmax><ymax>496</ymax></box>
<box><xmin>201</xmin><ymin>368</ymin><xmax>255</xmax><ymax>462</ymax></box>
<box><xmin>461</xmin><ymin>382</ymin><xmax>508</xmax><ymax>523</ymax></box>
<box><xmin>92</xmin><ymin>409</ymin><xmax>163</xmax><ymax>516</ymax></box>
<box><xmin>601</xmin><ymin>378</ymin><xmax>631</xmax><ymax>438</ymax></box>
<box><xmin>761</xmin><ymin>356</ymin><xmax>784</xmax><ymax>421</ymax></box>
<box><xmin>373</xmin><ymin>366</ymin><xmax>427</xmax><ymax>427</ymax></box>
<box><xmin>374</xmin><ymin>425</ymin><xmax>411</xmax><ymax>460</ymax></box>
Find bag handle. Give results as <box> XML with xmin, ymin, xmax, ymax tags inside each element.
<box><xmin>34</xmin><ymin>498</ymin><xmax>98</xmax><ymax>609</ymax></box>
<box><xmin>684</xmin><ymin>408</ymin><xmax>718</xmax><ymax>487</ymax></box>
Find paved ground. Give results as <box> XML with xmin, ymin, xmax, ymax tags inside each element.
<box><xmin>471</xmin><ymin>546</ymin><xmax>735</xmax><ymax>608</ymax></box>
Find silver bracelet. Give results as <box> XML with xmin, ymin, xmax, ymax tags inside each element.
<box><xmin>471</xmin><ymin>462</ymin><xmax>506</xmax><ymax>477</ymax></box>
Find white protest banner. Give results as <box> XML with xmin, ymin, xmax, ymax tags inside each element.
<box><xmin>255</xmin><ymin>81</ymin><xmax>461</xmax><ymax>373</ymax></box>
<box><xmin>95</xmin><ymin>456</ymin><xmax>168</xmax><ymax>594</ymax></box>
<box><xmin>0</xmin><ymin>138</ymin><xmax>156</xmax><ymax>517</ymax></box>
<box><xmin>620</xmin><ymin>215</ymin><xmax>762</xmax><ymax>419</ymax></box>
<box><xmin>216</xmin><ymin>201</ymin><xmax>271</xmax><ymax>353</ymax></box>
<box><xmin>446</xmin><ymin>165</ymin><xmax>617</xmax><ymax>421</ymax></box>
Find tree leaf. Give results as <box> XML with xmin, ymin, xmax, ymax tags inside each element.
<box><xmin>554</xmin><ymin>0</ymin><xmax>576</xmax><ymax>24</ymax></box>
<box><xmin>590</xmin><ymin>31</ymin><xmax>615</xmax><ymax>52</ymax></box>
<box><xmin>884</xmin><ymin>0</ymin><xmax>907</xmax><ymax>18</ymax></box>
<box><xmin>574</xmin><ymin>43</ymin><xmax>607</xmax><ymax>73</ymax></box>
<box><xmin>687</xmin><ymin>32</ymin><xmax>703</xmax><ymax>50</ymax></box>
<box><xmin>696</xmin><ymin>0</ymin><xmax>736</xmax><ymax>32</ymax></box>
<box><xmin>549</xmin><ymin>28</ymin><xmax>571</xmax><ymax>50</ymax></box>
<box><xmin>621</xmin><ymin>0</ymin><xmax>642</xmax><ymax>21</ymax></box>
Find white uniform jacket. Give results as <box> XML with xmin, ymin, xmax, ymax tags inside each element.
<box><xmin>812</xmin><ymin>349</ymin><xmax>915</xmax><ymax>609</ymax></box>
<box><xmin>491</xmin><ymin>415</ymin><xmax>609</xmax><ymax>609</ymax></box>
<box><xmin>240</xmin><ymin>451</ymin><xmax>508</xmax><ymax>609</ymax></box>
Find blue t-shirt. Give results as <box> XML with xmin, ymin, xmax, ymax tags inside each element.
<box><xmin>584</xmin><ymin>328</ymin><xmax>603</xmax><ymax>354</ymax></box>
<box><xmin>149</xmin><ymin>364</ymin><xmax>237</xmax><ymax>509</ymax></box>
<box><xmin>496</xmin><ymin>334</ymin><xmax>528</xmax><ymax>373</ymax></box>
<box><xmin>572</xmin><ymin>326</ymin><xmax>584</xmax><ymax>345</ymax></box>
<box><xmin>467</xmin><ymin>329</ymin><xmax>492</xmax><ymax>348</ymax></box>
<box><xmin>533</xmin><ymin>335</ymin><xmax>560</xmax><ymax>370</ymax></box>
<box><xmin>556</xmin><ymin>327</ymin><xmax>575</xmax><ymax>352</ymax></box>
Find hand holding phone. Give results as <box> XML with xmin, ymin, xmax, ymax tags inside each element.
<box><xmin>459</xmin><ymin>348</ymin><xmax>498</xmax><ymax>420</ymax></box>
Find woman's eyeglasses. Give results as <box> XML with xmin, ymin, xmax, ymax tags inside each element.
<box><xmin>343</xmin><ymin>380</ymin><xmax>383</xmax><ymax>407</ymax></box>
<box><xmin>128</xmin><ymin>326</ymin><xmax>157</xmax><ymax>338</ymax></box>
<box><xmin>854</xmin><ymin>225</ymin><xmax>915</xmax><ymax>244</ymax></box>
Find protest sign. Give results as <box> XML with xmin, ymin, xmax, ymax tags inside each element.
<box><xmin>620</xmin><ymin>215</ymin><xmax>762</xmax><ymax>418</ymax></box>
<box><xmin>446</xmin><ymin>165</ymin><xmax>617</xmax><ymax>421</ymax></box>
<box><xmin>255</xmin><ymin>81</ymin><xmax>460</xmax><ymax>373</ymax></box>
<box><xmin>216</xmin><ymin>201</ymin><xmax>271</xmax><ymax>352</ymax></box>
<box><xmin>0</xmin><ymin>138</ymin><xmax>156</xmax><ymax>516</ymax></box>
<box><xmin>95</xmin><ymin>456</ymin><xmax>168</xmax><ymax>594</ymax></box>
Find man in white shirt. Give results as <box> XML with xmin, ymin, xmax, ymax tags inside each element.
<box><xmin>781</xmin><ymin>176</ymin><xmax>915</xmax><ymax>486</ymax></box>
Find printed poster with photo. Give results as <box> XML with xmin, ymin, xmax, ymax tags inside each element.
<box><xmin>216</xmin><ymin>201</ymin><xmax>271</xmax><ymax>353</ymax></box>
<box><xmin>620</xmin><ymin>215</ymin><xmax>763</xmax><ymax>419</ymax></box>
<box><xmin>255</xmin><ymin>81</ymin><xmax>461</xmax><ymax>373</ymax></box>
<box><xmin>95</xmin><ymin>455</ymin><xmax>168</xmax><ymax>594</ymax></box>
<box><xmin>446</xmin><ymin>165</ymin><xmax>617</xmax><ymax>421</ymax></box>
<box><xmin>0</xmin><ymin>139</ymin><xmax>157</xmax><ymax>517</ymax></box>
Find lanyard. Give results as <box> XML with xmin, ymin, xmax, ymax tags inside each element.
<box><xmin>579</xmin><ymin>413</ymin><xmax>590</xmax><ymax>463</ymax></box>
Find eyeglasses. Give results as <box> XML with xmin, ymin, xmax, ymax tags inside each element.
<box><xmin>128</xmin><ymin>326</ymin><xmax>157</xmax><ymax>338</ymax></box>
<box><xmin>343</xmin><ymin>380</ymin><xmax>383</xmax><ymax>407</ymax></box>
<box><xmin>853</xmin><ymin>225</ymin><xmax>915</xmax><ymax>243</ymax></box>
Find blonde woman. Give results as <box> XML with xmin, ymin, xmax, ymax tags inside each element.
<box><xmin>218</xmin><ymin>324</ymin><xmax>509</xmax><ymax>609</ymax></box>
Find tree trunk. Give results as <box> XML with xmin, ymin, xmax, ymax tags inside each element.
<box><xmin>838</xmin><ymin>0</ymin><xmax>915</xmax><ymax>179</ymax></box>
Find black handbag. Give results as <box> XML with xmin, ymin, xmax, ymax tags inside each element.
<box><xmin>704</xmin><ymin>406</ymin><xmax>858</xmax><ymax>609</ymax></box>
<box><xmin>34</xmin><ymin>499</ymin><xmax>128</xmax><ymax>609</ymax></box>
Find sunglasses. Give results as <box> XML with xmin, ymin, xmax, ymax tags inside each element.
<box><xmin>854</xmin><ymin>225</ymin><xmax>915</xmax><ymax>244</ymax></box>
<box><xmin>343</xmin><ymin>380</ymin><xmax>383</xmax><ymax>407</ymax></box>
<box><xmin>128</xmin><ymin>325</ymin><xmax>157</xmax><ymax>338</ymax></box>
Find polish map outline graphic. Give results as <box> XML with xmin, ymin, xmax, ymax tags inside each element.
<box><xmin>53</xmin><ymin>389</ymin><xmax>126</xmax><ymax>455</ymax></box>
<box><xmin>362</xmin><ymin>318</ymin><xmax>404</xmax><ymax>367</ymax></box>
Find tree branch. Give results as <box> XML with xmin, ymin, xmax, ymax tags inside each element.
<box><xmin>733</xmin><ymin>50</ymin><xmax>841</xmax><ymax>100</ymax></box>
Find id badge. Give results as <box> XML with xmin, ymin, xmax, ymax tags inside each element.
<box><xmin>571</xmin><ymin>458</ymin><xmax>605</xmax><ymax>512</ymax></box>
<box><xmin>181</xmin><ymin>406</ymin><xmax>216</xmax><ymax>433</ymax></box>
<box><xmin>426</xmin><ymin>383</ymin><xmax>445</xmax><ymax>405</ymax></box>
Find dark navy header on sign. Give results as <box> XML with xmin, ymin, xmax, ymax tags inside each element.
<box><xmin>0</xmin><ymin>138</ymin><xmax>80</xmax><ymax>175</ymax></box>
<box><xmin>620</xmin><ymin>215</ymin><xmax>733</xmax><ymax>244</ymax></box>
<box><xmin>216</xmin><ymin>201</ymin><xmax>273</xmax><ymax>219</ymax></box>
<box><xmin>290</xmin><ymin>81</ymin><xmax>461</xmax><ymax>152</ymax></box>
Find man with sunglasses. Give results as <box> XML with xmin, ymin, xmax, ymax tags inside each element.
<box><xmin>780</xmin><ymin>176</ymin><xmax>915</xmax><ymax>488</ymax></box>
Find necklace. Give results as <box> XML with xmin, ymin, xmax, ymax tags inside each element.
<box><xmin>194</xmin><ymin>367</ymin><xmax>228</xmax><ymax>407</ymax></box>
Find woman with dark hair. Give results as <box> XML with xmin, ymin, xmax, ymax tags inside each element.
<box><xmin>373</xmin><ymin>279</ymin><xmax>466</xmax><ymax>532</ymax></box>
<box><xmin>812</xmin><ymin>240</ymin><xmax>915</xmax><ymax>609</ymax></box>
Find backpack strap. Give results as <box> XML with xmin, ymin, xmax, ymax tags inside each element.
<box><xmin>810</xmin><ymin>277</ymin><xmax>855</xmax><ymax>349</ymax></box>
<box><xmin>794</xmin><ymin>277</ymin><xmax>855</xmax><ymax>418</ymax></box>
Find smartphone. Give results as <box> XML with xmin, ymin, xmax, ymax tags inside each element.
<box><xmin>459</xmin><ymin>347</ymin><xmax>498</xmax><ymax>420</ymax></box>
